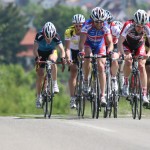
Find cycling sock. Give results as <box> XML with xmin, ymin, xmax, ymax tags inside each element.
<box><xmin>53</xmin><ymin>80</ymin><xmax>57</xmax><ymax>85</ymax></box>
<box><xmin>111</xmin><ymin>76</ymin><xmax>116</xmax><ymax>80</ymax></box>
<box><xmin>142</xmin><ymin>87</ymin><xmax>147</xmax><ymax>96</ymax></box>
<box><xmin>124</xmin><ymin>77</ymin><xmax>128</xmax><ymax>85</ymax></box>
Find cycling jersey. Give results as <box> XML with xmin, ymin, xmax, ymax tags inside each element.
<box><xmin>64</xmin><ymin>26</ymin><xmax>80</xmax><ymax>50</ymax></box>
<box><xmin>109</xmin><ymin>21</ymin><xmax>121</xmax><ymax>44</ymax></box>
<box><xmin>35</xmin><ymin>31</ymin><xmax>62</xmax><ymax>52</ymax></box>
<box><xmin>81</xmin><ymin>19</ymin><xmax>111</xmax><ymax>54</ymax></box>
<box><xmin>121</xmin><ymin>20</ymin><xmax>150</xmax><ymax>51</ymax></box>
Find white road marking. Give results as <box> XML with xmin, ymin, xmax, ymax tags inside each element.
<box><xmin>65</xmin><ymin>120</ymin><xmax>115</xmax><ymax>133</ymax></box>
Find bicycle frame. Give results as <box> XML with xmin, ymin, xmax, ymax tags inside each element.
<box><xmin>85</xmin><ymin>54</ymin><xmax>106</xmax><ymax>119</ymax></box>
<box><xmin>37</xmin><ymin>60</ymin><xmax>63</xmax><ymax>118</ymax></box>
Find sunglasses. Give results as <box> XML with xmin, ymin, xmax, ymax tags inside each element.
<box><xmin>74</xmin><ymin>24</ymin><xmax>83</xmax><ymax>28</ymax></box>
<box><xmin>135</xmin><ymin>24</ymin><xmax>144</xmax><ymax>28</ymax></box>
<box><xmin>94</xmin><ymin>20</ymin><xmax>104</xmax><ymax>24</ymax></box>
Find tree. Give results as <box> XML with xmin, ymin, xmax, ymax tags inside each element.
<box><xmin>0</xmin><ymin>3</ymin><xmax>28</xmax><ymax>64</ymax></box>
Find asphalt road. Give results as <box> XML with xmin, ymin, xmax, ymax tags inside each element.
<box><xmin>0</xmin><ymin>115</ymin><xmax>150</xmax><ymax>150</ymax></box>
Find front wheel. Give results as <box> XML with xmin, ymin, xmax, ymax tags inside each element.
<box><xmin>47</xmin><ymin>76</ymin><xmax>53</xmax><ymax>118</ymax></box>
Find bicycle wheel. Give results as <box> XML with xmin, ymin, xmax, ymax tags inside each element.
<box><xmin>47</xmin><ymin>74</ymin><xmax>53</xmax><ymax>118</ymax></box>
<box><xmin>135</xmin><ymin>72</ymin><xmax>142</xmax><ymax>120</ymax></box>
<box><xmin>112</xmin><ymin>90</ymin><xmax>118</xmax><ymax>118</ymax></box>
<box><xmin>129</xmin><ymin>74</ymin><xmax>139</xmax><ymax>119</ymax></box>
<box><xmin>95</xmin><ymin>77</ymin><xmax>100</xmax><ymax>119</ymax></box>
<box><xmin>104</xmin><ymin>74</ymin><xmax>111</xmax><ymax>118</ymax></box>
<box><xmin>42</xmin><ymin>95</ymin><xmax>48</xmax><ymax>118</ymax></box>
<box><xmin>41</xmin><ymin>76</ymin><xmax>48</xmax><ymax>118</ymax></box>
<box><xmin>89</xmin><ymin>75</ymin><xmax>96</xmax><ymax>118</ymax></box>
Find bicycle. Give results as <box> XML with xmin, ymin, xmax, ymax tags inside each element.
<box><xmin>104</xmin><ymin>56</ymin><xmax>120</xmax><ymax>118</ymax></box>
<box><xmin>74</xmin><ymin>57</ymin><xmax>85</xmax><ymax>118</ymax></box>
<box><xmin>37</xmin><ymin>60</ymin><xmax>64</xmax><ymax>118</ymax></box>
<box><xmin>85</xmin><ymin>54</ymin><xmax>107</xmax><ymax>119</ymax></box>
<box><xmin>126</xmin><ymin>52</ymin><xmax>143</xmax><ymax>120</ymax></box>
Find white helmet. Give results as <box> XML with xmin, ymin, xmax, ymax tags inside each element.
<box><xmin>113</xmin><ymin>21</ymin><xmax>123</xmax><ymax>30</ymax></box>
<box><xmin>43</xmin><ymin>22</ymin><xmax>56</xmax><ymax>39</ymax></box>
<box><xmin>91</xmin><ymin>7</ymin><xmax>106</xmax><ymax>21</ymax></box>
<box><xmin>72</xmin><ymin>14</ymin><xmax>85</xmax><ymax>24</ymax></box>
<box><xmin>134</xmin><ymin>9</ymin><xmax>149</xmax><ymax>25</ymax></box>
<box><xmin>105</xmin><ymin>10</ymin><xmax>113</xmax><ymax>23</ymax></box>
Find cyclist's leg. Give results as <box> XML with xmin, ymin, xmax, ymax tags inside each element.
<box><xmin>68</xmin><ymin>50</ymin><xmax>78</xmax><ymax>108</ymax></box>
<box><xmin>49</xmin><ymin>49</ymin><xmax>59</xmax><ymax>93</ymax></box>
<box><xmin>111</xmin><ymin>52</ymin><xmax>119</xmax><ymax>77</ymax></box>
<box><xmin>111</xmin><ymin>52</ymin><xmax>119</xmax><ymax>90</ymax></box>
<box><xmin>96</xmin><ymin>45</ymin><xmax>106</xmax><ymax>105</ymax></box>
<box><xmin>119</xmin><ymin>60</ymin><xmax>125</xmax><ymax>93</ymax></box>
<box><xmin>36</xmin><ymin>51</ymin><xmax>47</xmax><ymax>107</ymax></box>
<box><xmin>137</xmin><ymin>45</ymin><xmax>149</xmax><ymax>103</ymax></box>
<box><xmin>146</xmin><ymin>63</ymin><xmax>150</xmax><ymax>101</ymax></box>
<box><xmin>123</xmin><ymin>46</ymin><xmax>132</xmax><ymax>96</ymax></box>
<box><xmin>83</xmin><ymin>45</ymin><xmax>92</xmax><ymax>93</ymax></box>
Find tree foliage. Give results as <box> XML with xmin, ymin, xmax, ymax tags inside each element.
<box><xmin>0</xmin><ymin>64</ymin><xmax>70</xmax><ymax>115</ymax></box>
<box><xmin>0</xmin><ymin>3</ymin><xmax>28</xmax><ymax>64</ymax></box>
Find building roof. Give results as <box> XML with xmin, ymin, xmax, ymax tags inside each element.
<box><xmin>16</xmin><ymin>49</ymin><xmax>34</xmax><ymax>57</ymax></box>
<box><xmin>20</xmin><ymin>28</ymin><xmax>37</xmax><ymax>45</ymax></box>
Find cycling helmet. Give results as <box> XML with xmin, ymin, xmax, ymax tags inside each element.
<box><xmin>105</xmin><ymin>10</ymin><xmax>113</xmax><ymax>23</ymax></box>
<box><xmin>72</xmin><ymin>14</ymin><xmax>85</xmax><ymax>24</ymax></box>
<box><xmin>43</xmin><ymin>22</ymin><xmax>56</xmax><ymax>39</ymax></box>
<box><xmin>113</xmin><ymin>21</ymin><xmax>123</xmax><ymax>30</ymax></box>
<box><xmin>133</xmin><ymin>9</ymin><xmax>149</xmax><ymax>25</ymax></box>
<box><xmin>91</xmin><ymin>7</ymin><xmax>106</xmax><ymax>21</ymax></box>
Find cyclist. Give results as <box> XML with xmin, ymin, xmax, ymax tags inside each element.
<box><xmin>65</xmin><ymin>14</ymin><xmax>85</xmax><ymax>109</ymax></box>
<box><xmin>145</xmin><ymin>31</ymin><xmax>150</xmax><ymax>102</ymax></box>
<box><xmin>79</xmin><ymin>7</ymin><xmax>116</xmax><ymax>106</ymax></box>
<box><xmin>33</xmin><ymin>22</ymin><xmax>66</xmax><ymax>108</ymax></box>
<box><xmin>105</xmin><ymin>10</ymin><xmax>124</xmax><ymax>92</ymax></box>
<box><xmin>117</xmin><ymin>9</ymin><xmax>150</xmax><ymax>104</ymax></box>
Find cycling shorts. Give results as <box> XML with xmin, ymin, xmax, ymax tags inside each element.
<box><xmin>85</xmin><ymin>42</ymin><xmax>106</xmax><ymax>55</ymax></box>
<box><xmin>38</xmin><ymin>49</ymin><xmax>57</xmax><ymax>68</ymax></box>
<box><xmin>71</xmin><ymin>49</ymin><xmax>79</xmax><ymax>63</ymax></box>
<box><xmin>123</xmin><ymin>43</ymin><xmax>146</xmax><ymax>56</ymax></box>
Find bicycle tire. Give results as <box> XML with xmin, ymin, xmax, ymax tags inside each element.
<box><xmin>112</xmin><ymin>91</ymin><xmax>118</xmax><ymax>118</ymax></box>
<box><xmin>43</xmin><ymin>96</ymin><xmax>48</xmax><ymax>118</ymax></box>
<box><xmin>47</xmin><ymin>73</ymin><xmax>53</xmax><ymax>118</ymax></box>
<box><xmin>41</xmin><ymin>76</ymin><xmax>48</xmax><ymax>118</ymax></box>
<box><xmin>136</xmin><ymin>72</ymin><xmax>142</xmax><ymax>120</ymax></box>
<box><xmin>104</xmin><ymin>73</ymin><xmax>111</xmax><ymax>118</ymax></box>
<box><xmin>89</xmin><ymin>75</ymin><xmax>96</xmax><ymax>118</ymax></box>
<box><xmin>75</xmin><ymin>76</ymin><xmax>81</xmax><ymax>117</ymax></box>
<box><xmin>130</xmin><ymin>74</ymin><xmax>137</xmax><ymax>119</ymax></box>
<box><xmin>95</xmin><ymin>77</ymin><xmax>100</xmax><ymax>119</ymax></box>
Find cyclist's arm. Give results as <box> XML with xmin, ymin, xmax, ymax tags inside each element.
<box><xmin>33</xmin><ymin>41</ymin><xmax>39</xmax><ymax>58</ymax></box>
<box><xmin>79</xmin><ymin>33</ymin><xmax>87</xmax><ymax>52</ymax></box>
<box><xmin>146</xmin><ymin>37</ymin><xmax>150</xmax><ymax>57</ymax></box>
<box><xmin>117</xmin><ymin>35</ymin><xmax>125</xmax><ymax>55</ymax></box>
<box><xmin>57</xmin><ymin>43</ymin><xmax>66</xmax><ymax>58</ymax></box>
<box><xmin>65</xmin><ymin>40</ymin><xmax>71</xmax><ymax>60</ymax></box>
<box><xmin>105</xmin><ymin>34</ymin><xmax>114</xmax><ymax>53</ymax></box>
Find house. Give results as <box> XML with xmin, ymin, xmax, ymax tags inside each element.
<box><xmin>17</xmin><ymin>27</ymin><xmax>37</xmax><ymax>70</ymax></box>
